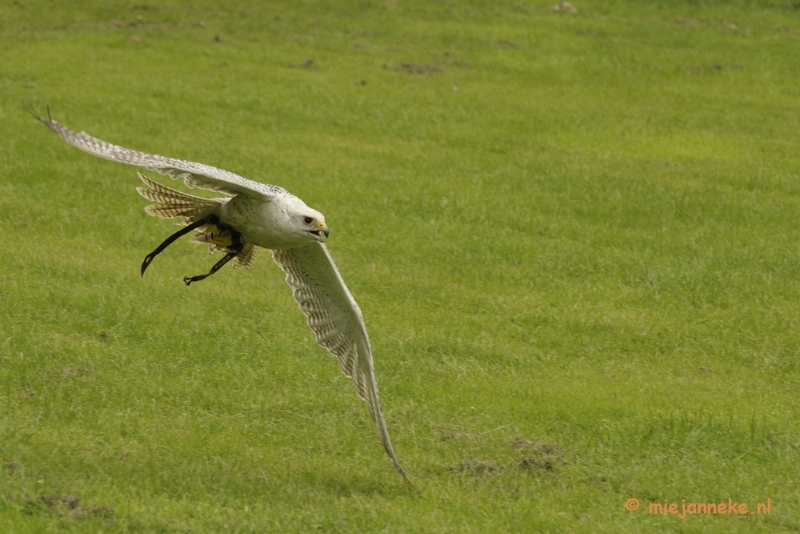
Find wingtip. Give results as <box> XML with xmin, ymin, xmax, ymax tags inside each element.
<box><xmin>30</xmin><ymin>103</ymin><xmax>58</xmax><ymax>131</ymax></box>
<box><xmin>28</xmin><ymin>102</ymin><xmax>41</xmax><ymax>121</ymax></box>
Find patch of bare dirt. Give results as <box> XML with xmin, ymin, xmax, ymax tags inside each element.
<box><xmin>515</xmin><ymin>442</ymin><xmax>561</xmax><ymax>472</ymax></box>
<box><xmin>496</xmin><ymin>39</ymin><xmax>518</xmax><ymax>48</ymax></box>
<box><xmin>447</xmin><ymin>440</ymin><xmax>564</xmax><ymax>477</ymax></box>
<box><xmin>674</xmin><ymin>18</ymin><xmax>737</xmax><ymax>30</ymax></box>
<box><xmin>289</xmin><ymin>58</ymin><xmax>316</xmax><ymax>69</ymax></box>
<box><xmin>383</xmin><ymin>63</ymin><xmax>442</xmax><ymax>74</ymax></box>
<box><xmin>680</xmin><ymin>63</ymin><xmax>743</xmax><ymax>72</ymax></box>
<box><xmin>5</xmin><ymin>460</ymin><xmax>22</xmax><ymax>474</ymax></box>
<box><xmin>24</xmin><ymin>494</ymin><xmax>115</xmax><ymax>520</ymax></box>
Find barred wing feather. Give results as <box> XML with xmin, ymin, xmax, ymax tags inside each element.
<box><xmin>272</xmin><ymin>243</ymin><xmax>406</xmax><ymax>476</ymax></box>
<box><xmin>41</xmin><ymin>118</ymin><xmax>285</xmax><ymax>199</ymax></box>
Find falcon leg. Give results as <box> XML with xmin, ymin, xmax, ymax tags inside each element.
<box><xmin>141</xmin><ymin>214</ymin><xmax>222</xmax><ymax>277</ymax></box>
<box><xmin>183</xmin><ymin>233</ymin><xmax>243</xmax><ymax>286</ymax></box>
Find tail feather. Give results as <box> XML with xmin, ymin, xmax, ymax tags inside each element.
<box><xmin>144</xmin><ymin>203</ymin><xmax>214</xmax><ymax>220</ymax></box>
<box><xmin>136</xmin><ymin>172</ymin><xmax>222</xmax><ymax>222</ymax></box>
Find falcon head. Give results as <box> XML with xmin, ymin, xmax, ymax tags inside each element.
<box><xmin>293</xmin><ymin>206</ymin><xmax>329</xmax><ymax>243</ymax></box>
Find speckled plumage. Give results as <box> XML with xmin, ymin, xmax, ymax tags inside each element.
<box><xmin>40</xmin><ymin>115</ymin><xmax>406</xmax><ymax>477</ymax></box>
<box><xmin>44</xmin><ymin>119</ymin><xmax>287</xmax><ymax>199</ymax></box>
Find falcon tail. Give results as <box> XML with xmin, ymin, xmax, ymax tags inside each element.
<box><xmin>136</xmin><ymin>172</ymin><xmax>221</xmax><ymax>222</ymax></box>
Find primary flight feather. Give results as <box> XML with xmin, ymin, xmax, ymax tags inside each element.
<box><xmin>38</xmin><ymin>113</ymin><xmax>407</xmax><ymax>477</ymax></box>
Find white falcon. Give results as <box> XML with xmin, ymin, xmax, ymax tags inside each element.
<box><xmin>38</xmin><ymin>112</ymin><xmax>407</xmax><ymax>477</ymax></box>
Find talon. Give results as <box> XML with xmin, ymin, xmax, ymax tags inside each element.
<box><xmin>140</xmin><ymin>213</ymin><xmax>244</xmax><ymax>284</ymax></box>
<box><xmin>181</xmin><ymin>247</ymin><xmax>241</xmax><ymax>285</ymax></box>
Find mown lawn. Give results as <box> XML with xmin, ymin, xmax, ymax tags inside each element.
<box><xmin>1</xmin><ymin>0</ymin><xmax>799</xmax><ymax>531</ymax></box>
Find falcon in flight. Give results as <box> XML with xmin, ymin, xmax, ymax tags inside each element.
<box><xmin>38</xmin><ymin>112</ymin><xmax>407</xmax><ymax>477</ymax></box>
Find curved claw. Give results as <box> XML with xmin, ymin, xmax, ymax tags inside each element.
<box><xmin>182</xmin><ymin>242</ymin><xmax>242</xmax><ymax>286</ymax></box>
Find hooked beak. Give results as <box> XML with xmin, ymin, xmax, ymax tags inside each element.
<box><xmin>310</xmin><ymin>223</ymin><xmax>329</xmax><ymax>242</ymax></box>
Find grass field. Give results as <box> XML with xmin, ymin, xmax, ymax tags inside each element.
<box><xmin>2</xmin><ymin>0</ymin><xmax>800</xmax><ymax>531</ymax></box>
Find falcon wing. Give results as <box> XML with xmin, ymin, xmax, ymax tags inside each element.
<box><xmin>272</xmin><ymin>243</ymin><xmax>406</xmax><ymax>477</ymax></box>
<box><xmin>40</xmin><ymin>115</ymin><xmax>284</xmax><ymax>199</ymax></box>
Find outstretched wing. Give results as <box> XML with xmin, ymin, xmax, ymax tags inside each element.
<box><xmin>40</xmin><ymin>115</ymin><xmax>285</xmax><ymax>199</ymax></box>
<box><xmin>272</xmin><ymin>243</ymin><xmax>406</xmax><ymax>477</ymax></box>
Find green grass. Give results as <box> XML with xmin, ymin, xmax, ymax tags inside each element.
<box><xmin>2</xmin><ymin>0</ymin><xmax>800</xmax><ymax>531</ymax></box>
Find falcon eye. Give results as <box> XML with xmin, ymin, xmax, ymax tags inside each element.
<box><xmin>304</xmin><ymin>216</ymin><xmax>314</xmax><ymax>224</ymax></box>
